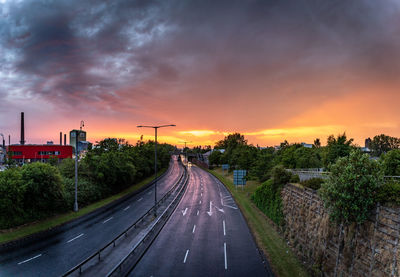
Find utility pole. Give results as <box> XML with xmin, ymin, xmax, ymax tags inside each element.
<box><xmin>179</xmin><ymin>141</ymin><xmax>192</xmax><ymax>165</ymax></box>
<box><xmin>137</xmin><ymin>124</ymin><xmax>175</xmax><ymax>217</ymax></box>
<box><xmin>74</xmin><ymin>120</ymin><xmax>84</xmax><ymax>212</ymax></box>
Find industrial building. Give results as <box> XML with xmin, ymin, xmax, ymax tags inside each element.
<box><xmin>5</xmin><ymin>112</ymin><xmax>74</xmax><ymax>164</ymax></box>
<box><xmin>7</xmin><ymin>144</ymin><xmax>73</xmax><ymax>163</ymax></box>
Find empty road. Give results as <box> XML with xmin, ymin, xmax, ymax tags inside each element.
<box><xmin>130</xmin><ymin>164</ymin><xmax>272</xmax><ymax>277</ymax></box>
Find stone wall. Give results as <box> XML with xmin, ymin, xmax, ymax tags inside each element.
<box><xmin>282</xmin><ymin>184</ymin><xmax>400</xmax><ymax>276</ymax></box>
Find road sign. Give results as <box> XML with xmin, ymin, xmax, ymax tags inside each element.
<box><xmin>222</xmin><ymin>164</ymin><xmax>229</xmax><ymax>170</ymax></box>
<box><xmin>233</xmin><ymin>170</ymin><xmax>246</xmax><ymax>186</ymax></box>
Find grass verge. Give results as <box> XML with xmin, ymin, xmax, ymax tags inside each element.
<box><xmin>208</xmin><ymin>167</ymin><xmax>309</xmax><ymax>277</ymax></box>
<box><xmin>0</xmin><ymin>169</ymin><xmax>166</xmax><ymax>244</ymax></box>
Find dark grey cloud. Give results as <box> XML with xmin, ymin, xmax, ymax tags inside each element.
<box><xmin>1</xmin><ymin>0</ymin><xmax>400</xmax><ymax>120</ymax></box>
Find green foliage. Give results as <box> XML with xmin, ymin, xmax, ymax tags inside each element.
<box><xmin>370</xmin><ymin>134</ymin><xmax>400</xmax><ymax>157</ymax></box>
<box><xmin>376</xmin><ymin>180</ymin><xmax>400</xmax><ymax>205</ymax></box>
<box><xmin>320</xmin><ymin>150</ymin><xmax>382</xmax><ymax>225</ymax></box>
<box><xmin>20</xmin><ymin>163</ymin><xmax>65</xmax><ymax>218</ymax></box>
<box><xmin>215</xmin><ymin>133</ymin><xmax>247</xmax><ymax>150</ymax></box>
<box><xmin>252</xmin><ymin>147</ymin><xmax>275</xmax><ymax>182</ymax></box>
<box><xmin>252</xmin><ymin>179</ymin><xmax>284</xmax><ymax>226</ymax></box>
<box><xmin>209</xmin><ymin>150</ymin><xmax>222</xmax><ymax>166</ymax></box>
<box><xmin>381</xmin><ymin>149</ymin><xmax>400</xmax><ymax>176</ymax></box>
<box><xmin>323</xmin><ymin>133</ymin><xmax>354</xmax><ymax>167</ymax></box>
<box><xmin>251</xmin><ymin>165</ymin><xmax>293</xmax><ymax>226</ymax></box>
<box><xmin>290</xmin><ymin>174</ymin><xmax>300</xmax><ymax>183</ymax></box>
<box><xmin>0</xmin><ymin>168</ymin><xmax>24</xmax><ymax>228</ymax></box>
<box><xmin>0</xmin><ymin>139</ymin><xmax>174</xmax><ymax>229</ymax></box>
<box><xmin>300</xmin><ymin>178</ymin><xmax>324</xmax><ymax>190</ymax></box>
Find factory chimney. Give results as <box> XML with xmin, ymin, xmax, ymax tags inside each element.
<box><xmin>20</xmin><ymin>112</ymin><xmax>25</xmax><ymax>145</ymax></box>
<box><xmin>60</xmin><ymin>132</ymin><xmax>62</xmax><ymax>145</ymax></box>
<box><xmin>64</xmin><ymin>134</ymin><xmax>66</xmax><ymax>145</ymax></box>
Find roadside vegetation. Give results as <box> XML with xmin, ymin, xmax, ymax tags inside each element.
<box><xmin>204</xmin><ymin>132</ymin><xmax>400</xmax><ymax>276</ymax></box>
<box><xmin>0</xmin><ymin>139</ymin><xmax>174</xmax><ymax>232</ymax></box>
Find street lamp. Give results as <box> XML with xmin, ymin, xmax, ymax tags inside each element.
<box><xmin>179</xmin><ymin>141</ymin><xmax>192</xmax><ymax>165</ymax></box>
<box><xmin>137</xmin><ymin>124</ymin><xmax>176</xmax><ymax>217</ymax></box>
<box><xmin>74</xmin><ymin>120</ymin><xmax>85</xmax><ymax>212</ymax></box>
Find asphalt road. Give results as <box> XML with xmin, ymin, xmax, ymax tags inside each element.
<box><xmin>130</xmin><ymin>164</ymin><xmax>272</xmax><ymax>277</ymax></box>
<box><xmin>0</xmin><ymin>156</ymin><xmax>183</xmax><ymax>277</ymax></box>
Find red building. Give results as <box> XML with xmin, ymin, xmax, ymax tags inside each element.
<box><xmin>7</xmin><ymin>145</ymin><xmax>73</xmax><ymax>163</ymax></box>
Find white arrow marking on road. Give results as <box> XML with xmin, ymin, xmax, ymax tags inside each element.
<box><xmin>67</xmin><ymin>233</ymin><xmax>84</xmax><ymax>243</ymax></box>
<box><xmin>18</xmin><ymin>254</ymin><xmax>42</xmax><ymax>265</ymax></box>
<box><xmin>207</xmin><ymin>201</ymin><xmax>213</xmax><ymax>216</ymax></box>
<box><xmin>182</xmin><ymin>208</ymin><xmax>188</xmax><ymax>216</ymax></box>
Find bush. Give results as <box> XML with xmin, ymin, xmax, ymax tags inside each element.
<box><xmin>20</xmin><ymin>163</ymin><xmax>65</xmax><ymax>219</ymax></box>
<box><xmin>290</xmin><ymin>174</ymin><xmax>300</xmax><ymax>183</ymax></box>
<box><xmin>301</xmin><ymin>178</ymin><xmax>324</xmax><ymax>190</ymax></box>
<box><xmin>252</xmin><ymin>179</ymin><xmax>284</xmax><ymax>226</ymax></box>
<box><xmin>0</xmin><ymin>168</ymin><xmax>25</xmax><ymax>228</ymax></box>
<box><xmin>376</xmin><ymin>180</ymin><xmax>400</xmax><ymax>205</ymax></box>
<box><xmin>320</xmin><ymin>150</ymin><xmax>382</xmax><ymax>224</ymax></box>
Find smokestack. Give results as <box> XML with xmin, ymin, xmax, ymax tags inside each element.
<box><xmin>20</xmin><ymin>112</ymin><xmax>25</xmax><ymax>145</ymax></box>
<box><xmin>64</xmin><ymin>134</ymin><xmax>66</xmax><ymax>145</ymax></box>
<box><xmin>8</xmin><ymin>135</ymin><xmax>10</xmax><ymax>146</ymax></box>
<box><xmin>60</xmin><ymin>132</ymin><xmax>62</xmax><ymax>145</ymax></box>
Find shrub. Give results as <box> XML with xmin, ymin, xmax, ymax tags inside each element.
<box><xmin>301</xmin><ymin>178</ymin><xmax>324</xmax><ymax>190</ymax></box>
<box><xmin>290</xmin><ymin>174</ymin><xmax>300</xmax><ymax>183</ymax></box>
<box><xmin>376</xmin><ymin>180</ymin><xmax>400</xmax><ymax>205</ymax></box>
<box><xmin>252</xmin><ymin>179</ymin><xmax>284</xmax><ymax>226</ymax></box>
<box><xmin>320</xmin><ymin>150</ymin><xmax>382</xmax><ymax>225</ymax></box>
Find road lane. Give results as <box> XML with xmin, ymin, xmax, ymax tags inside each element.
<box><xmin>0</xmin><ymin>156</ymin><xmax>183</xmax><ymax>277</ymax></box>
<box><xmin>130</xmin><ymin>165</ymin><xmax>272</xmax><ymax>276</ymax></box>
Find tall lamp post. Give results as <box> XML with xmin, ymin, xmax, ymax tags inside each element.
<box><xmin>137</xmin><ymin>124</ymin><xmax>175</xmax><ymax>217</ymax></box>
<box><xmin>74</xmin><ymin>120</ymin><xmax>84</xmax><ymax>212</ymax></box>
<box><xmin>179</xmin><ymin>141</ymin><xmax>192</xmax><ymax>165</ymax></box>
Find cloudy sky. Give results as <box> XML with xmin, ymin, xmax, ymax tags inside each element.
<box><xmin>1</xmin><ymin>0</ymin><xmax>400</xmax><ymax>147</ymax></box>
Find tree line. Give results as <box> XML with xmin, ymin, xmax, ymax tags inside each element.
<box><xmin>207</xmin><ymin>132</ymin><xmax>400</xmax><ymax>227</ymax></box>
<box><xmin>0</xmin><ymin>139</ymin><xmax>174</xmax><ymax>229</ymax></box>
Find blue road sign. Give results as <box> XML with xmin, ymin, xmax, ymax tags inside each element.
<box><xmin>233</xmin><ymin>170</ymin><xmax>246</xmax><ymax>186</ymax></box>
<box><xmin>222</xmin><ymin>164</ymin><xmax>229</xmax><ymax>170</ymax></box>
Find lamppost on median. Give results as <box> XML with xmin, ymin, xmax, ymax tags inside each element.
<box><xmin>179</xmin><ymin>141</ymin><xmax>192</xmax><ymax>165</ymax></box>
<box><xmin>137</xmin><ymin>124</ymin><xmax>175</xmax><ymax>217</ymax></box>
<box><xmin>74</xmin><ymin>120</ymin><xmax>84</xmax><ymax>212</ymax></box>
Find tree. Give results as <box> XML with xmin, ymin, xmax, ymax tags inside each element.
<box><xmin>313</xmin><ymin>138</ymin><xmax>321</xmax><ymax>148</ymax></box>
<box><xmin>381</xmin><ymin>149</ymin><xmax>400</xmax><ymax>176</ymax></box>
<box><xmin>370</xmin><ymin>134</ymin><xmax>400</xmax><ymax>157</ymax></box>
<box><xmin>209</xmin><ymin>150</ymin><xmax>222</xmax><ymax>166</ymax></box>
<box><xmin>215</xmin><ymin>133</ymin><xmax>247</xmax><ymax>150</ymax></box>
<box><xmin>21</xmin><ymin>163</ymin><xmax>65</xmax><ymax>217</ymax></box>
<box><xmin>320</xmin><ymin>150</ymin><xmax>382</xmax><ymax>225</ymax></box>
<box><xmin>324</xmin><ymin>133</ymin><xmax>354</xmax><ymax>166</ymax></box>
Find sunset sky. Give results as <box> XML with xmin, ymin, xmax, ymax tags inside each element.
<box><xmin>1</xmin><ymin>0</ymin><xmax>400</xmax><ymax>147</ymax></box>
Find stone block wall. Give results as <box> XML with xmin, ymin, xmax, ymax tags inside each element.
<box><xmin>282</xmin><ymin>184</ymin><xmax>400</xmax><ymax>276</ymax></box>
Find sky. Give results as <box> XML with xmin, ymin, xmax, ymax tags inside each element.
<box><xmin>1</xmin><ymin>0</ymin><xmax>400</xmax><ymax>147</ymax></box>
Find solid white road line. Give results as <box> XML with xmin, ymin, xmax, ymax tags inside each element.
<box><xmin>103</xmin><ymin>217</ymin><xmax>113</xmax><ymax>224</ymax></box>
<box><xmin>67</xmin><ymin>233</ymin><xmax>84</xmax><ymax>243</ymax></box>
<box><xmin>224</xmin><ymin>243</ymin><xmax>227</xmax><ymax>270</ymax></box>
<box><xmin>123</xmin><ymin>205</ymin><xmax>130</xmax><ymax>211</ymax></box>
<box><xmin>137</xmin><ymin>198</ymin><xmax>143</xmax><ymax>202</ymax></box>
<box><xmin>18</xmin><ymin>254</ymin><xmax>42</xmax><ymax>265</ymax></box>
<box><xmin>223</xmin><ymin>220</ymin><xmax>226</xmax><ymax>236</ymax></box>
<box><xmin>183</xmin><ymin>250</ymin><xmax>190</xmax><ymax>263</ymax></box>
<box><xmin>197</xmin><ymin>210</ymin><xmax>199</xmax><ymax>216</ymax></box>
<box><xmin>192</xmin><ymin>225</ymin><xmax>196</xmax><ymax>233</ymax></box>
